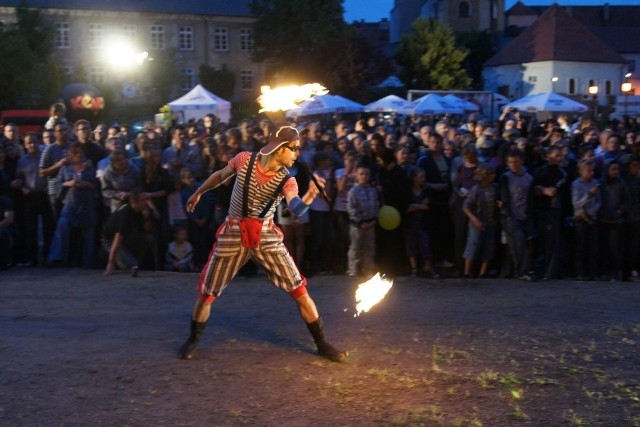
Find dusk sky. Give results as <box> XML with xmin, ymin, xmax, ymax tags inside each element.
<box><xmin>343</xmin><ymin>0</ymin><xmax>639</xmax><ymax>23</ymax></box>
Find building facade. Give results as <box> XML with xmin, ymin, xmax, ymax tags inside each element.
<box><xmin>0</xmin><ymin>0</ymin><xmax>264</xmax><ymax>106</ymax></box>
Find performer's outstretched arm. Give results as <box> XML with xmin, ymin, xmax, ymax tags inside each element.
<box><xmin>186</xmin><ymin>165</ymin><xmax>235</xmax><ymax>212</ymax></box>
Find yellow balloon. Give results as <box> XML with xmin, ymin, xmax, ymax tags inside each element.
<box><xmin>378</xmin><ymin>205</ymin><xmax>401</xmax><ymax>230</ymax></box>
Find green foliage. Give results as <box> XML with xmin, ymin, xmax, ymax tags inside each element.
<box><xmin>250</xmin><ymin>0</ymin><xmax>346</xmax><ymax>70</ymax></box>
<box><xmin>0</xmin><ymin>1</ymin><xmax>56</xmax><ymax>108</ymax></box>
<box><xmin>395</xmin><ymin>18</ymin><xmax>471</xmax><ymax>90</ymax></box>
<box><xmin>455</xmin><ymin>30</ymin><xmax>496</xmax><ymax>90</ymax></box>
<box><xmin>250</xmin><ymin>0</ymin><xmax>388</xmax><ymax>97</ymax></box>
<box><xmin>199</xmin><ymin>64</ymin><xmax>235</xmax><ymax>101</ymax></box>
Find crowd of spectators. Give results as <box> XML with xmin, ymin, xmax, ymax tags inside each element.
<box><xmin>1</xmin><ymin>102</ymin><xmax>640</xmax><ymax>283</ymax></box>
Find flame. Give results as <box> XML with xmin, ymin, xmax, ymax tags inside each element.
<box><xmin>354</xmin><ymin>273</ymin><xmax>393</xmax><ymax>317</ymax></box>
<box><xmin>257</xmin><ymin>84</ymin><xmax>328</xmax><ymax>112</ymax></box>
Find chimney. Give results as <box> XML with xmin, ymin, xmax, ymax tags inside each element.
<box><xmin>602</xmin><ymin>3</ymin><xmax>610</xmax><ymax>22</ymax></box>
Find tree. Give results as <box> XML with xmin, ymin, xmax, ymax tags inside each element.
<box><xmin>0</xmin><ymin>1</ymin><xmax>56</xmax><ymax>108</ymax></box>
<box><xmin>199</xmin><ymin>64</ymin><xmax>235</xmax><ymax>101</ymax></box>
<box><xmin>455</xmin><ymin>30</ymin><xmax>496</xmax><ymax>90</ymax></box>
<box><xmin>395</xmin><ymin>18</ymin><xmax>471</xmax><ymax>90</ymax></box>
<box><xmin>250</xmin><ymin>0</ymin><xmax>347</xmax><ymax>86</ymax></box>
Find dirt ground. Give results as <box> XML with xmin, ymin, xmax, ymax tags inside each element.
<box><xmin>1</xmin><ymin>267</ymin><xmax>640</xmax><ymax>427</ymax></box>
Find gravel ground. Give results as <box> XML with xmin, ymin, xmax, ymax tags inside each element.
<box><xmin>2</xmin><ymin>267</ymin><xmax>640</xmax><ymax>426</ymax></box>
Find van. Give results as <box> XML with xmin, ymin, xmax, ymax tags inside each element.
<box><xmin>0</xmin><ymin>109</ymin><xmax>50</xmax><ymax>135</ymax></box>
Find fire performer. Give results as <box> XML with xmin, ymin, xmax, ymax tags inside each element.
<box><xmin>178</xmin><ymin>125</ymin><xmax>348</xmax><ymax>362</ymax></box>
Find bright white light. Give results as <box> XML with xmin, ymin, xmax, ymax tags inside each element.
<box><xmin>103</xmin><ymin>36</ymin><xmax>148</xmax><ymax>71</ymax></box>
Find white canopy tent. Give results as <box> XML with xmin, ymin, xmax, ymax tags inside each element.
<box><xmin>287</xmin><ymin>94</ymin><xmax>363</xmax><ymax>117</ymax></box>
<box><xmin>168</xmin><ymin>84</ymin><xmax>232</xmax><ymax>124</ymax></box>
<box><xmin>397</xmin><ymin>94</ymin><xmax>464</xmax><ymax>115</ymax></box>
<box><xmin>507</xmin><ymin>92</ymin><xmax>588</xmax><ymax>113</ymax></box>
<box><xmin>363</xmin><ymin>95</ymin><xmax>409</xmax><ymax>113</ymax></box>
<box><xmin>442</xmin><ymin>94</ymin><xmax>480</xmax><ymax>112</ymax></box>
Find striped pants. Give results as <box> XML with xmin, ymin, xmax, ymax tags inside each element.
<box><xmin>198</xmin><ymin>217</ymin><xmax>304</xmax><ymax>297</ymax></box>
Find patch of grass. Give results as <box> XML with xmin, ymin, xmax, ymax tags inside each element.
<box><xmin>476</xmin><ymin>370</ymin><xmax>520</xmax><ymax>389</ymax></box>
<box><xmin>565</xmin><ymin>410</ymin><xmax>586</xmax><ymax>426</ymax></box>
<box><xmin>508</xmin><ymin>403</ymin><xmax>529</xmax><ymax>421</ymax></box>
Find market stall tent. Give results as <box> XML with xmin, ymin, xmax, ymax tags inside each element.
<box><xmin>167</xmin><ymin>84</ymin><xmax>231</xmax><ymax>124</ymax></box>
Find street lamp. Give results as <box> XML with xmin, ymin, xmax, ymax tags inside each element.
<box><xmin>551</xmin><ymin>76</ymin><xmax>558</xmax><ymax>93</ymax></box>
<box><xmin>621</xmin><ymin>82</ymin><xmax>632</xmax><ymax>118</ymax></box>
<box><xmin>588</xmin><ymin>85</ymin><xmax>599</xmax><ymax>120</ymax></box>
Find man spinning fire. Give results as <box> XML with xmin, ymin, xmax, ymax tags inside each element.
<box><xmin>178</xmin><ymin>125</ymin><xmax>348</xmax><ymax>362</ymax></box>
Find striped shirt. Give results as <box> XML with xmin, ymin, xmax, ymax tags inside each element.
<box><xmin>227</xmin><ymin>152</ymin><xmax>297</xmax><ymax>219</ymax></box>
<box><xmin>39</xmin><ymin>142</ymin><xmax>69</xmax><ymax>196</ymax></box>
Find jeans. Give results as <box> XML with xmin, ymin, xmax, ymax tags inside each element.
<box><xmin>48</xmin><ymin>206</ymin><xmax>95</xmax><ymax>268</ymax></box>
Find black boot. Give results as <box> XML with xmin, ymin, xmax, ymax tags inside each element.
<box><xmin>178</xmin><ymin>320</ymin><xmax>206</xmax><ymax>360</ymax></box>
<box><xmin>306</xmin><ymin>317</ymin><xmax>348</xmax><ymax>362</ymax></box>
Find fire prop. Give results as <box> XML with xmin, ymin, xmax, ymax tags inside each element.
<box><xmin>257</xmin><ymin>83</ymin><xmax>328</xmax><ymax>112</ymax></box>
<box><xmin>354</xmin><ymin>273</ymin><xmax>393</xmax><ymax>317</ymax></box>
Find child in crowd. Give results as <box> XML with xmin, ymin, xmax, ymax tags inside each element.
<box><xmin>44</xmin><ymin>103</ymin><xmax>67</xmax><ymax>130</ymax></box>
<box><xmin>167</xmin><ymin>172</ymin><xmax>188</xmax><ymax>227</ymax></box>
<box><xmin>571</xmin><ymin>159</ymin><xmax>601</xmax><ymax>280</ymax></box>
<box><xmin>498</xmin><ymin>150</ymin><xmax>534</xmax><ymax>281</ymax></box>
<box><xmin>463</xmin><ymin>163</ymin><xmax>498</xmax><ymax>278</ymax></box>
<box><xmin>405</xmin><ymin>168</ymin><xmax>438</xmax><ymax>278</ymax></box>
<box><xmin>346</xmin><ymin>164</ymin><xmax>379</xmax><ymax>277</ymax></box>
<box><xmin>164</xmin><ymin>225</ymin><xmax>194</xmax><ymax>272</ymax></box>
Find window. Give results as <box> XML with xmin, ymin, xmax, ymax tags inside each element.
<box><xmin>122</xmin><ymin>24</ymin><xmax>137</xmax><ymax>44</ymax></box>
<box><xmin>528</xmin><ymin>76</ymin><xmax>537</xmax><ymax>83</ymax></box>
<box><xmin>240</xmin><ymin>28</ymin><xmax>253</xmax><ymax>52</ymax></box>
<box><xmin>89</xmin><ymin>23</ymin><xmax>104</xmax><ymax>49</ymax></box>
<box><xmin>181</xmin><ymin>68</ymin><xmax>195</xmax><ymax>92</ymax></box>
<box><xmin>179</xmin><ymin>26</ymin><xmax>194</xmax><ymax>51</ymax></box>
<box><xmin>89</xmin><ymin>66</ymin><xmax>105</xmax><ymax>85</ymax></box>
<box><xmin>458</xmin><ymin>1</ymin><xmax>471</xmax><ymax>18</ymax></box>
<box><xmin>568</xmin><ymin>78</ymin><xmax>576</xmax><ymax>94</ymax></box>
<box><xmin>151</xmin><ymin>25</ymin><xmax>165</xmax><ymax>50</ymax></box>
<box><xmin>151</xmin><ymin>25</ymin><xmax>165</xmax><ymax>49</ymax></box>
<box><xmin>240</xmin><ymin>69</ymin><xmax>253</xmax><ymax>91</ymax></box>
<box><xmin>605</xmin><ymin>80</ymin><xmax>612</xmax><ymax>95</ymax></box>
<box><xmin>55</xmin><ymin>22</ymin><xmax>70</xmax><ymax>49</ymax></box>
<box><xmin>214</xmin><ymin>27</ymin><xmax>228</xmax><ymax>51</ymax></box>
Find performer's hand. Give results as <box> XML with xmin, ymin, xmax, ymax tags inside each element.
<box><xmin>186</xmin><ymin>192</ymin><xmax>201</xmax><ymax>212</ymax></box>
<box><xmin>310</xmin><ymin>174</ymin><xmax>326</xmax><ymax>196</ymax></box>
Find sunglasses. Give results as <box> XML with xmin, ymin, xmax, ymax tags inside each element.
<box><xmin>283</xmin><ymin>145</ymin><xmax>301</xmax><ymax>153</ymax></box>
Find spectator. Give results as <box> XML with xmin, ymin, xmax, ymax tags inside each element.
<box><xmin>622</xmin><ymin>156</ymin><xmax>640</xmax><ymax>282</ymax></box>
<box><xmin>308</xmin><ymin>151</ymin><xmax>334</xmax><ymax>275</ymax></box>
<box><xmin>463</xmin><ymin>163</ymin><xmax>498</xmax><ymax>278</ymax></box>
<box><xmin>532</xmin><ymin>145</ymin><xmax>568</xmax><ymax>280</ymax></box>
<box><xmin>375</xmin><ymin>147</ymin><xmax>411</xmax><ymax>276</ymax></box>
<box><xmin>47</xmin><ymin>143</ymin><xmax>98</xmax><ymax>268</ymax></box>
<box><xmin>164</xmin><ymin>225</ymin><xmax>194</xmax><ymax>272</ymax></box>
<box><xmin>102</xmin><ymin>188</ymin><xmax>156</xmax><ymax>276</ymax></box>
<box><xmin>276</xmin><ymin>157</ymin><xmax>311</xmax><ymax>273</ymax></box>
<box><xmin>74</xmin><ymin>119</ymin><xmax>107</xmax><ymax>168</ymax></box>
<box><xmin>405</xmin><ymin>168</ymin><xmax>438</xmax><ymax>278</ymax></box>
<box><xmin>332</xmin><ymin>151</ymin><xmax>357</xmax><ymax>275</ymax></box>
<box><xmin>598</xmin><ymin>160</ymin><xmax>628</xmax><ymax>281</ymax></box>
<box><xmin>44</xmin><ymin>102</ymin><xmax>67</xmax><ymax>131</ymax></box>
<box><xmin>12</xmin><ymin>132</ymin><xmax>53</xmax><ymax>266</ymax></box>
<box><xmin>571</xmin><ymin>159</ymin><xmax>601</xmax><ymax>281</ymax></box>
<box><xmin>498</xmin><ymin>150</ymin><xmax>535</xmax><ymax>281</ymax></box>
<box><xmin>417</xmin><ymin>132</ymin><xmax>454</xmax><ymax>268</ymax></box>
<box><xmin>101</xmin><ymin>149</ymin><xmax>140</xmax><ymax>213</ymax></box>
<box><xmin>347</xmin><ymin>164</ymin><xmax>379</xmax><ymax>277</ymax></box>
<box><xmin>39</xmin><ymin>122</ymin><xmax>71</xmax><ymax>221</ymax></box>
<box><xmin>0</xmin><ymin>194</ymin><xmax>14</xmax><ymax>270</ymax></box>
